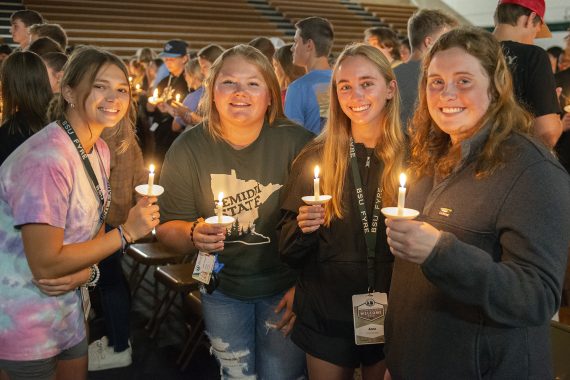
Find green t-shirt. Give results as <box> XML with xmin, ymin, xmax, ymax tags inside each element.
<box><xmin>159</xmin><ymin>120</ymin><xmax>313</xmax><ymax>299</ymax></box>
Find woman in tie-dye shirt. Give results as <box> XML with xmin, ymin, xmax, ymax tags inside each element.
<box><xmin>0</xmin><ymin>47</ymin><xmax>158</xmax><ymax>380</ymax></box>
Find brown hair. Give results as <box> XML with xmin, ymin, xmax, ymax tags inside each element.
<box><xmin>249</xmin><ymin>37</ymin><xmax>275</xmax><ymax>63</ymax></box>
<box><xmin>364</xmin><ymin>27</ymin><xmax>402</xmax><ymax>60</ymax></box>
<box><xmin>410</xmin><ymin>27</ymin><xmax>532</xmax><ymax>179</ymax></box>
<box><xmin>295</xmin><ymin>17</ymin><xmax>334</xmax><ymax>57</ymax></box>
<box><xmin>48</xmin><ymin>46</ymin><xmax>136</xmax><ymax>153</ymax></box>
<box><xmin>197</xmin><ymin>44</ymin><xmax>224</xmax><ymax>64</ymax></box>
<box><xmin>273</xmin><ymin>43</ymin><xmax>306</xmax><ymax>89</ymax></box>
<box><xmin>494</xmin><ymin>3</ymin><xmax>541</xmax><ymax>26</ymax></box>
<box><xmin>1</xmin><ymin>51</ymin><xmax>52</xmax><ymax>133</ymax></box>
<box><xmin>29</xmin><ymin>23</ymin><xmax>67</xmax><ymax>49</ymax></box>
<box><xmin>300</xmin><ymin>44</ymin><xmax>405</xmax><ymax>223</ymax></box>
<box><xmin>10</xmin><ymin>10</ymin><xmax>44</xmax><ymax>27</ymax></box>
<box><xmin>201</xmin><ymin>44</ymin><xmax>284</xmax><ymax>141</ymax></box>
<box><xmin>407</xmin><ymin>9</ymin><xmax>458</xmax><ymax>51</ymax></box>
<box><xmin>28</xmin><ymin>37</ymin><xmax>63</xmax><ymax>56</ymax></box>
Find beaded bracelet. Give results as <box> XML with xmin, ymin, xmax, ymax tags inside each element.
<box><xmin>84</xmin><ymin>264</ymin><xmax>100</xmax><ymax>288</ymax></box>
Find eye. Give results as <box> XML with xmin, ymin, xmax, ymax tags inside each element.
<box><xmin>429</xmin><ymin>79</ymin><xmax>444</xmax><ymax>89</ymax></box>
<box><xmin>249</xmin><ymin>81</ymin><xmax>260</xmax><ymax>87</ymax></box>
<box><xmin>338</xmin><ymin>84</ymin><xmax>351</xmax><ymax>91</ymax></box>
<box><xmin>221</xmin><ymin>80</ymin><xmax>235</xmax><ymax>85</ymax></box>
<box><xmin>457</xmin><ymin>78</ymin><xmax>471</xmax><ymax>86</ymax></box>
<box><xmin>361</xmin><ymin>81</ymin><xmax>374</xmax><ymax>88</ymax></box>
<box><xmin>118</xmin><ymin>88</ymin><xmax>129</xmax><ymax>94</ymax></box>
<box><xmin>93</xmin><ymin>84</ymin><xmax>105</xmax><ymax>90</ymax></box>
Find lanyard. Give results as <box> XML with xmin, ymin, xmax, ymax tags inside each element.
<box><xmin>349</xmin><ymin>138</ymin><xmax>382</xmax><ymax>293</ymax></box>
<box><xmin>58</xmin><ymin>119</ymin><xmax>111</xmax><ymax>225</ymax></box>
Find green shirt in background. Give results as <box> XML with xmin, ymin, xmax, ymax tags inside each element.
<box><xmin>159</xmin><ymin>120</ymin><xmax>313</xmax><ymax>299</ymax></box>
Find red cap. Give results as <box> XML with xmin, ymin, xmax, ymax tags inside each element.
<box><xmin>498</xmin><ymin>0</ymin><xmax>551</xmax><ymax>38</ymax></box>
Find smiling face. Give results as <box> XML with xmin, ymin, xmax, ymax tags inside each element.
<box><xmin>213</xmin><ymin>55</ymin><xmax>271</xmax><ymax>130</ymax></box>
<box><xmin>426</xmin><ymin>47</ymin><xmax>491</xmax><ymax>144</ymax></box>
<box><xmin>74</xmin><ymin>63</ymin><xmax>130</xmax><ymax>132</ymax></box>
<box><xmin>335</xmin><ymin>55</ymin><xmax>395</xmax><ymax>131</ymax></box>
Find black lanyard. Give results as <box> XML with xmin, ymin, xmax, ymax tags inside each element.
<box><xmin>349</xmin><ymin>138</ymin><xmax>382</xmax><ymax>293</ymax></box>
<box><xmin>59</xmin><ymin>119</ymin><xmax>111</xmax><ymax>225</ymax></box>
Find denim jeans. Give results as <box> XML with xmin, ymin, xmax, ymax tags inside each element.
<box><xmin>97</xmin><ymin>224</ymin><xmax>131</xmax><ymax>352</ymax></box>
<box><xmin>201</xmin><ymin>287</ymin><xmax>306</xmax><ymax>380</ymax></box>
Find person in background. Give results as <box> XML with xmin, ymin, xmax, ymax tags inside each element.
<box><xmin>547</xmin><ymin>46</ymin><xmax>564</xmax><ymax>74</ymax></box>
<box><xmin>0</xmin><ymin>45</ymin><xmax>12</xmax><ymax>63</ymax></box>
<box><xmin>286</xmin><ymin>16</ymin><xmax>334</xmax><ymax>134</ymax></box>
<box><xmin>29</xmin><ymin>23</ymin><xmax>68</xmax><ymax>51</ymax></box>
<box><xmin>156</xmin><ymin>45</ymin><xmax>312</xmax><ymax>379</ymax></box>
<box><xmin>399</xmin><ymin>37</ymin><xmax>411</xmax><ymax>63</ymax></box>
<box><xmin>249</xmin><ymin>36</ymin><xmax>276</xmax><ymax>63</ymax></box>
<box><xmin>0</xmin><ymin>46</ymin><xmax>158</xmax><ymax>380</ymax></box>
<box><xmin>273</xmin><ymin>43</ymin><xmax>306</xmax><ymax>106</ymax></box>
<box><xmin>42</xmin><ymin>51</ymin><xmax>68</xmax><ymax>94</ymax></box>
<box><xmin>9</xmin><ymin>10</ymin><xmax>44</xmax><ymax>50</ymax></box>
<box><xmin>279</xmin><ymin>43</ymin><xmax>404</xmax><ymax>380</ymax></box>
<box><xmin>197</xmin><ymin>44</ymin><xmax>224</xmax><ymax>78</ymax></box>
<box><xmin>493</xmin><ymin>0</ymin><xmax>562</xmax><ymax>148</ymax></box>
<box><xmin>394</xmin><ymin>9</ymin><xmax>458</xmax><ymax>132</ymax></box>
<box><xmin>364</xmin><ymin>27</ymin><xmax>402</xmax><ymax>68</ymax></box>
<box><xmin>27</xmin><ymin>36</ymin><xmax>63</xmax><ymax>56</ymax></box>
<box><xmin>384</xmin><ymin>27</ymin><xmax>570</xmax><ymax>379</ymax></box>
<box><xmin>169</xmin><ymin>58</ymin><xmax>205</xmax><ymax>131</ymax></box>
<box><xmin>0</xmin><ymin>51</ymin><xmax>52</xmax><ymax>165</ymax></box>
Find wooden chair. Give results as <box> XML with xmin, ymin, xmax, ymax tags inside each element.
<box><xmin>551</xmin><ymin>320</ymin><xmax>570</xmax><ymax>379</ymax></box>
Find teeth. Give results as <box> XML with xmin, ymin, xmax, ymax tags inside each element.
<box><xmin>100</xmin><ymin>108</ymin><xmax>119</xmax><ymax>113</ymax></box>
<box><xmin>350</xmin><ymin>105</ymin><xmax>370</xmax><ymax>112</ymax></box>
<box><xmin>441</xmin><ymin>107</ymin><xmax>464</xmax><ymax>114</ymax></box>
<box><xmin>231</xmin><ymin>103</ymin><xmax>249</xmax><ymax>106</ymax></box>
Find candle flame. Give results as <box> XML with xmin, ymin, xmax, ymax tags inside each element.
<box><xmin>175</xmin><ymin>93</ymin><xmax>181</xmax><ymax>102</ymax></box>
<box><xmin>135</xmin><ymin>84</ymin><xmax>141</xmax><ymax>90</ymax></box>
<box><xmin>149</xmin><ymin>164</ymin><xmax>155</xmax><ymax>174</ymax></box>
<box><xmin>128</xmin><ymin>76</ymin><xmax>133</xmax><ymax>82</ymax></box>
<box><xmin>218</xmin><ymin>192</ymin><xmax>224</xmax><ymax>204</ymax></box>
<box><xmin>314</xmin><ymin>165</ymin><xmax>320</xmax><ymax>179</ymax></box>
<box><xmin>153</xmin><ymin>88</ymin><xmax>158</xmax><ymax>98</ymax></box>
<box><xmin>399</xmin><ymin>173</ymin><xmax>407</xmax><ymax>188</ymax></box>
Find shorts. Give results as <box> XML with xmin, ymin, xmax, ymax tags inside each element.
<box><xmin>0</xmin><ymin>336</ymin><xmax>87</xmax><ymax>380</ymax></box>
<box><xmin>291</xmin><ymin>322</ymin><xmax>385</xmax><ymax>368</ymax></box>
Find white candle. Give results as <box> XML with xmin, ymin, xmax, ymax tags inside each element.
<box><xmin>217</xmin><ymin>192</ymin><xmax>224</xmax><ymax>223</ymax></box>
<box><xmin>147</xmin><ymin>164</ymin><xmax>155</xmax><ymax>196</ymax></box>
<box><xmin>314</xmin><ymin>166</ymin><xmax>320</xmax><ymax>201</ymax></box>
<box><xmin>397</xmin><ymin>173</ymin><xmax>406</xmax><ymax>215</ymax></box>
<box><xmin>135</xmin><ymin>83</ymin><xmax>141</xmax><ymax>92</ymax></box>
<box><xmin>175</xmin><ymin>93</ymin><xmax>181</xmax><ymax>103</ymax></box>
<box><xmin>149</xmin><ymin>88</ymin><xmax>159</xmax><ymax>104</ymax></box>
<box><xmin>128</xmin><ymin>76</ymin><xmax>133</xmax><ymax>83</ymax></box>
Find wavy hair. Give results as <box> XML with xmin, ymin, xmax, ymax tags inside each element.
<box><xmin>410</xmin><ymin>27</ymin><xmax>532</xmax><ymax>179</ymax></box>
<box><xmin>48</xmin><ymin>45</ymin><xmax>136</xmax><ymax>153</ymax></box>
<box><xmin>300</xmin><ymin>43</ymin><xmax>405</xmax><ymax>224</ymax></box>
<box><xmin>200</xmin><ymin>44</ymin><xmax>285</xmax><ymax>141</ymax></box>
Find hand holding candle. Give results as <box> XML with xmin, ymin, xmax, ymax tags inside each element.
<box><xmin>217</xmin><ymin>192</ymin><xmax>224</xmax><ymax>223</ymax></box>
<box><xmin>314</xmin><ymin>165</ymin><xmax>320</xmax><ymax>201</ymax></box>
<box><xmin>175</xmin><ymin>93</ymin><xmax>181</xmax><ymax>103</ymax></box>
<box><xmin>397</xmin><ymin>173</ymin><xmax>406</xmax><ymax>216</ymax></box>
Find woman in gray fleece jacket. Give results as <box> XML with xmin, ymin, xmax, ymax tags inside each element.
<box><xmin>384</xmin><ymin>27</ymin><xmax>570</xmax><ymax>379</ymax></box>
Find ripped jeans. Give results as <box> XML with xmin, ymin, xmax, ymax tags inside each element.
<box><xmin>200</xmin><ymin>287</ymin><xmax>306</xmax><ymax>380</ymax></box>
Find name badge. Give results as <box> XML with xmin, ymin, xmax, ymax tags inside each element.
<box><xmin>192</xmin><ymin>251</ymin><xmax>215</xmax><ymax>284</ymax></box>
<box><xmin>352</xmin><ymin>292</ymin><xmax>388</xmax><ymax>345</ymax></box>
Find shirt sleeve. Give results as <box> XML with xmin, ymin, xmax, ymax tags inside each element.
<box><xmin>7</xmin><ymin>153</ymin><xmax>73</xmax><ymax>229</ymax></box>
<box><xmin>526</xmin><ymin>49</ymin><xmax>561</xmax><ymax>116</ymax></box>
<box><xmin>421</xmin><ymin>160</ymin><xmax>570</xmax><ymax>327</ymax></box>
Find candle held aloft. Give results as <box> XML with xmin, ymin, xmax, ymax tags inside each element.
<box><xmin>314</xmin><ymin>166</ymin><xmax>320</xmax><ymax>201</ymax></box>
<box><xmin>148</xmin><ymin>164</ymin><xmax>155</xmax><ymax>196</ymax></box>
<box><xmin>175</xmin><ymin>93</ymin><xmax>181</xmax><ymax>103</ymax></box>
<box><xmin>217</xmin><ymin>192</ymin><xmax>224</xmax><ymax>223</ymax></box>
<box><xmin>397</xmin><ymin>173</ymin><xmax>406</xmax><ymax>215</ymax></box>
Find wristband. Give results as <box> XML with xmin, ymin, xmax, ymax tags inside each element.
<box><xmin>84</xmin><ymin>264</ymin><xmax>100</xmax><ymax>288</ymax></box>
<box><xmin>120</xmin><ymin>224</ymin><xmax>135</xmax><ymax>243</ymax></box>
<box><xmin>117</xmin><ymin>225</ymin><xmax>130</xmax><ymax>253</ymax></box>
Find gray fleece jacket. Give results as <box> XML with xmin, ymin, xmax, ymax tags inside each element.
<box><xmin>385</xmin><ymin>127</ymin><xmax>570</xmax><ymax>379</ymax></box>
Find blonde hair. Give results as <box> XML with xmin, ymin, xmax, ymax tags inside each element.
<box><xmin>48</xmin><ymin>46</ymin><xmax>136</xmax><ymax>153</ymax></box>
<box><xmin>200</xmin><ymin>44</ymin><xmax>284</xmax><ymax>140</ymax></box>
<box><xmin>410</xmin><ymin>27</ymin><xmax>532</xmax><ymax>179</ymax></box>
<box><xmin>301</xmin><ymin>43</ymin><xmax>405</xmax><ymax>224</ymax></box>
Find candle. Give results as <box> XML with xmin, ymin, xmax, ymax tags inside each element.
<box><xmin>147</xmin><ymin>164</ymin><xmax>155</xmax><ymax>196</ymax></box>
<box><xmin>149</xmin><ymin>88</ymin><xmax>159</xmax><ymax>104</ymax></box>
<box><xmin>128</xmin><ymin>76</ymin><xmax>133</xmax><ymax>83</ymax></box>
<box><xmin>175</xmin><ymin>93</ymin><xmax>181</xmax><ymax>103</ymax></box>
<box><xmin>397</xmin><ymin>173</ymin><xmax>406</xmax><ymax>215</ymax></box>
<box><xmin>135</xmin><ymin>83</ymin><xmax>141</xmax><ymax>92</ymax></box>
<box><xmin>217</xmin><ymin>192</ymin><xmax>224</xmax><ymax>223</ymax></box>
<box><xmin>314</xmin><ymin>166</ymin><xmax>320</xmax><ymax>201</ymax></box>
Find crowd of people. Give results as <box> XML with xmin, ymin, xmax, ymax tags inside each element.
<box><xmin>1</xmin><ymin>0</ymin><xmax>570</xmax><ymax>379</ymax></box>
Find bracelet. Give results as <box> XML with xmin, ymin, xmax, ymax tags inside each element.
<box><xmin>189</xmin><ymin>218</ymin><xmax>204</xmax><ymax>244</ymax></box>
<box><xmin>117</xmin><ymin>225</ymin><xmax>130</xmax><ymax>253</ymax></box>
<box><xmin>84</xmin><ymin>264</ymin><xmax>100</xmax><ymax>288</ymax></box>
<box><xmin>120</xmin><ymin>224</ymin><xmax>135</xmax><ymax>243</ymax></box>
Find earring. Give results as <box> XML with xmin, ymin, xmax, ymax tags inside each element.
<box><xmin>70</xmin><ymin>103</ymin><xmax>75</xmax><ymax>109</ymax></box>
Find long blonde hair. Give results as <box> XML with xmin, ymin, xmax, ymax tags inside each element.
<box><xmin>410</xmin><ymin>27</ymin><xmax>532</xmax><ymax>179</ymax></box>
<box><xmin>302</xmin><ymin>43</ymin><xmax>405</xmax><ymax>224</ymax></box>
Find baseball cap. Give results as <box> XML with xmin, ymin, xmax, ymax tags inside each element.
<box><xmin>498</xmin><ymin>0</ymin><xmax>551</xmax><ymax>38</ymax></box>
<box><xmin>159</xmin><ymin>39</ymin><xmax>188</xmax><ymax>58</ymax></box>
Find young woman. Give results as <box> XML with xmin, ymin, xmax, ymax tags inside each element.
<box><xmin>273</xmin><ymin>43</ymin><xmax>306</xmax><ymax>106</ymax></box>
<box><xmin>157</xmin><ymin>44</ymin><xmax>312</xmax><ymax>379</ymax></box>
<box><xmin>0</xmin><ymin>46</ymin><xmax>158</xmax><ymax>380</ymax></box>
<box><xmin>384</xmin><ymin>27</ymin><xmax>570</xmax><ymax>379</ymax></box>
<box><xmin>278</xmin><ymin>44</ymin><xmax>405</xmax><ymax>379</ymax></box>
<box><xmin>0</xmin><ymin>51</ymin><xmax>52</xmax><ymax>165</ymax></box>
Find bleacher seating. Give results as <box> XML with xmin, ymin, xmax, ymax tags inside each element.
<box><xmin>8</xmin><ymin>0</ymin><xmax>417</xmax><ymax>60</ymax></box>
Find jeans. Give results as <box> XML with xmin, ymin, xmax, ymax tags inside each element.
<box><xmin>201</xmin><ymin>288</ymin><xmax>306</xmax><ymax>380</ymax></box>
<box><xmin>97</xmin><ymin>225</ymin><xmax>131</xmax><ymax>352</ymax></box>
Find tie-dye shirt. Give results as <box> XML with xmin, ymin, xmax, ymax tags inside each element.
<box><xmin>0</xmin><ymin>122</ymin><xmax>110</xmax><ymax>361</ymax></box>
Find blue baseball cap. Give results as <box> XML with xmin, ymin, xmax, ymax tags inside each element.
<box><xmin>159</xmin><ymin>40</ymin><xmax>188</xmax><ymax>58</ymax></box>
